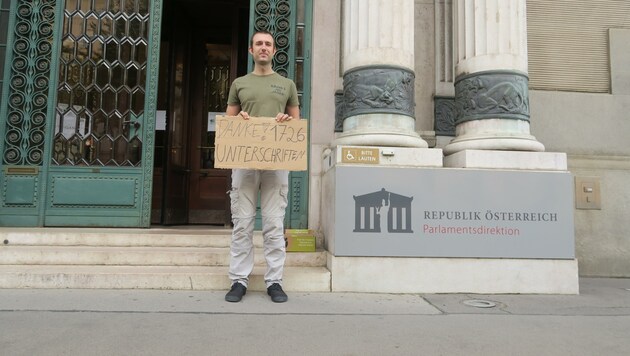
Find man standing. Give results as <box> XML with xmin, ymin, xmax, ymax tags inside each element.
<box><xmin>224</xmin><ymin>31</ymin><xmax>300</xmax><ymax>303</ymax></box>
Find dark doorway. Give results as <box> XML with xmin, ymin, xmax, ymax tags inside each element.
<box><xmin>152</xmin><ymin>0</ymin><xmax>250</xmax><ymax>225</ymax></box>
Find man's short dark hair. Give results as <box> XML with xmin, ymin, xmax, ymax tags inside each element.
<box><xmin>250</xmin><ymin>30</ymin><xmax>275</xmax><ymax>48</ymax></box>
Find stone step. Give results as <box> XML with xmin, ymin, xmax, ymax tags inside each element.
<box><xmin>0</xmin><ymin>227</ymin><xmax>329</xmax><ymax>292</ymax></box>
<box><xmin>0</xmin><ymin>227</ymin><xmax>321</xmax><ymax>248</ymax></box>
<box><xmin>0</xmin><ymin>246</ymin><xmax>327</xmax><ymax>267</ymax></box>
<box><xmin>0</xmin><ymin>265</ymin><xmax>331</xmax><ymax>292</ymax></box>
<box><xmin>0</xmin><ymin>227</ymin><xmax>245</xmax><ymax>247</ymax></box>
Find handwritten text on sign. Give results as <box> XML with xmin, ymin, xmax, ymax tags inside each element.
<box><xmin>214</xmin><ymin>116</ymin><xmax>308</xmax><ymax>171</ymax></box>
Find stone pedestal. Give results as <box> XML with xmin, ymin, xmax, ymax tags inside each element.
<box><xmin>322</xmin><ymin>145</ymin><xmax>443</xmax><ymax>172</ymax></box>
<box><xmin>444</xmin><ymin>150</ymin><xmax>568</xmax><ymax>170</ymax></box>
<box><xmin>321</xmin><ymin>146</ymin><xmax>579</xmax><ymax>294</ymax></box>
<box><xmin>328</xmin><ymin>255</ymin><xmax>579</xmax><ymax>294</ymax></box>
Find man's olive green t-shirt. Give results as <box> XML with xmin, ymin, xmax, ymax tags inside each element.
<box><xmin>227</xmin><ymin>72</ymin><xmax>299</xmax><ymax>117</ymax></box>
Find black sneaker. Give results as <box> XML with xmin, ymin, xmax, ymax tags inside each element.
<box><xmin>225</xmin><ymin>282</ymin><xmax>247</xmax><ymax>302</ymax></box>
<box><xmin>267</xmin><ymin>283</ymin><xmax>288</xmax><ymax>303</ymax></box>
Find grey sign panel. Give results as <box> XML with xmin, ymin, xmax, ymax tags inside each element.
<box><xmin>334</xmin><ymin>166</ymin><xmax>575</xmax><ymax>259</ymax></box>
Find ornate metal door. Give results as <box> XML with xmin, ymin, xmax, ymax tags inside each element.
<box><xmin>0</xmin><ymin>0</ymin><xmax>163</xmax><ymax>227</ymax></box>
<box><xmin>0</xmin><ymin>0</ymin><xmax>309</xmax><ymax>228</ymax></box>
<box><xmin>250</xmin><ymin>0</ymin><xmax>312</xmax><ymax>228</ymax></box>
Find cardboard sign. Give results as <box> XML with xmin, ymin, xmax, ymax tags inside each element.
<box><xmin>214</xmin><ymin>116</ymin><xmax>308</xmax><ymax>171</ymax></box>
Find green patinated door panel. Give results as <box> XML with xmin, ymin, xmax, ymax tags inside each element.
<box><xmin>0</xmin><ymin>0</ymin><xmax>164</xmax><ymax>227</ymax></box>
<box><xmin>250</xmin><ymin>0</ymin><xmax>312</xmax><ymax>229</ymax></box>
<box><xmin>0</xmin><ymin>0</ymin><xmax>61</xmax><ymax>226</ymax></box>
<box><xmin>44</xmin><ymin>0</ymin><xmax>163</xmax><ymax>227</ymax></box>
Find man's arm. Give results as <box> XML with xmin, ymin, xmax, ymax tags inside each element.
<box><xmin>286</xmin><ymin>105</ymin><xmax>300</xmax><ymax>119</ymax></box>
<box><xmin>226</xmin><ymin>104</ymin><xmax>250</xmax><ymax>119</ymax></box>
<box><xmin>226</xmin><ymin>104</ymin><xmax>240</xmax><ymax>116</ymax></box>
<box><xmin>276</xmin><ymin>105</ymin><xmax>300</xmax><ymax>122</ymax></box>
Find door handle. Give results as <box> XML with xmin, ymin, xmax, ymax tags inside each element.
<box><xmin>123</xmin><ymin>120</ymin><xmax>140</xmax><ymax>129</ymax></box>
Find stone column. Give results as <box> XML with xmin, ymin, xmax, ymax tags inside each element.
<box><xmin>444</xmin><ymin>0</ymin><xmax>544</xmax><ymax>155</ymax></box>
<box><xmin>335</xmin><ymin>0</ymin><xmax>428</xmax><ymax>148</ymax></box>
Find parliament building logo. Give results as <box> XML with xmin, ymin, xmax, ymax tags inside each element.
<box><xmin>353</xmin><ymin>188</ymin><xmax>413</xmax><ymax>233</ymax></box>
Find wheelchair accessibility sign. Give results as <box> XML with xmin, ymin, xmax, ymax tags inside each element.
<box><xmin>341</xmin><ymin>147</ymin><xmax>380</xmax><ymax>164</ymax></box>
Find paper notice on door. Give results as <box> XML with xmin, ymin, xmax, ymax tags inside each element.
<box><xmin>214</xmin><ymin>115</ymin><xmax>308</xmax><ymax>171</ymax></box>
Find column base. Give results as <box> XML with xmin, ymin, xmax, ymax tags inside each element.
<box><xmin>338</xmin><ymin>113</ymin><xmax>429</xmax><ymax>148</ymax></box>
<box><xmin>335</xmin><ymin>131</ymin><xmax>428</xmax><ymax>148</ymax></box>
<box><xmin>443</xmin><ymin>119</ymin><xmax>545</xmax><ymax>155</ymax></box>
<box><xmin>444</xmin><ymin>135</ymin><xmax>545</xmax><ymax>156</ymax></box>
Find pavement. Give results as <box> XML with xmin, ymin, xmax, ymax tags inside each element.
<box><xmin>1</xmin><ymin>277</ymin><xmax>629</xmax><ymax>356</ymax></box>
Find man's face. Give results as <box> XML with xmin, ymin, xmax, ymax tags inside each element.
<box><xmin>249</xmin><ymin>33</ymin><xmax>275</xmax><ymax>65</ymax></box>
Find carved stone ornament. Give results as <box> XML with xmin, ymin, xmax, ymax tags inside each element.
<box><xmin>341</xmin><ymin>66</ymin><xmax>415</xmax><ymax>120</ymax></box>
<box><xmin>434</xmin><ymin>97</ymin><xmax>456</xmax><ymax>136</ymax></box>
<box><xmin>454</xmin><ymin>71</ymin><xmax>530</xmax><ymax>125</ymax></box>
<box><xmin>334</xmin><ymin>90</ymin><xmax>344</xmax><ymax>132</ymax></box>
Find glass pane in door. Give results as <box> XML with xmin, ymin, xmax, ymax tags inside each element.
<box><xmin>202</xmin><ymin>44</ymin><xmax>231</xmax><ymax>169</ymax></box>
<box><xmin>53</xmin><ymin>0</ymin><xmax>149</xmax><ymax>166</ymax></box>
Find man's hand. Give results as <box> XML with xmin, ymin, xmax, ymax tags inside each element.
<box><xmin>238</xmin><ymin>111</ymin><xmax>250</xmax><ymax>120</ymax></box>
<box><xmin>275</xmin><ymin>113</ymin><xmax>293</xmax><ymax>122</ymax></box>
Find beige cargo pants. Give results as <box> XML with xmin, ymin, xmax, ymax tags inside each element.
<box><xmin>228</xmin><ymin>169</ymin><xmax>289</xmax><ymax>288</ymax></box>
